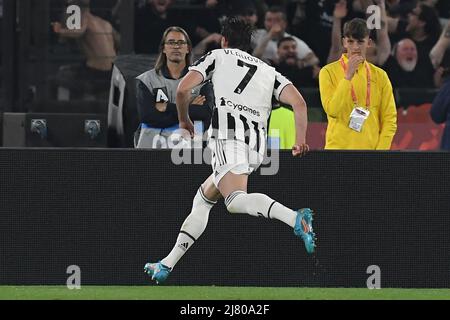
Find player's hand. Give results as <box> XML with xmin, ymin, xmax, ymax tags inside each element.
<box><xmin>345</xmin><ymin>55</ymin><xmax>365</xmax><ymax>80</ymax></box>
<box><xmin>191</xmin><ymin>95</ymin><xmax>206</xmax><ymax>106</ymax></box>
<box><xmin>52</xmin><ymin>22</ymin><xmax>62</xmax><ymax>33</ymax></box>
<box><xmin>180</xmin><ymin>119</ymin><xmax>195</xmax><ymax>139</ymax></box>
<box><xmin>292</xmin><ymin>143</ymin><xmax>310</xmax><ymax>157</ymax></box>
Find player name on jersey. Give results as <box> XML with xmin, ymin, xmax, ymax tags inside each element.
<box><xmin>223</xmin><ymin>49</ymin><xmax>265</xmax><ymax>65</ymax></box>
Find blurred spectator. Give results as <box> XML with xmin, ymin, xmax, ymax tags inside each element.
<box><xmin>288</xmin><ymin>0</ymin><xmax>365</xmax><ymax>65</ymax></box>
<box><xmin>268</xmin><ymin>105</ymin><xmax>296</xmax><ymax>150</ymax></box>
<box><xmin>403</xmin><ymin>2</ymin><xmax>441</xmax><ymax>63</ymax></box>
<box><xmin>383</xmin><ymin>38</ymin><xmax>435</xmax><ymax>88</ymax></box>
<box><xmin>386</xmin><ymin>0</ymin><xmax>415</xmax><ymax>36</ymax></box>
<box><xmin>421</xmin><ymin>0</ymin><xmax>450</xmax><ymax>20</ymax></box>
<box><xmin>135</xmin><ymin>26</ymin><xmax>213</xmax><ymax>148</ymax></box>
<box><xmin>233</xmin><ymin>1</ymin><xmax>260</xmax><ymax>28</ymax></box>
<box><xmin>192</xmin><ymin>2</ymin><xmax>261</xmax><ymax>59</ymax></box>
<box><xmin>328</xmin><ymin>0</ymin><xmax>391</xmax><ymax>66</ymax></box>
<box><xmin>134</xmin><ymin>0</ymin><xmax>174</xmax><ymax>54</ymax></box>
<box><xmin>252</xmin><ymin>6</ymin><xmax>320</xmax><ymax>67</ymax></box>
<box><xmin>185</xmin><ymin>0</ymin><xmax>222</xmax><ymax>46</ymax></box>
<box><xmin>430</xmin><ymin>56</ymin><xmax>450</xmax><ymax>150</ymax></box>
<box><xmin>366</xmin><ymin>0</ymin><xmax>392</xmax><ymax>66</ymax></box>
<box><xmin>52</xmin><ymin>0</ymin><xmax>119</xmax><ymax>72</ymax></box>
<box><xmin>248</xmin><ymin>0</ymin><xmax>269</xmax><ymax>29</ymax></box>
<box><xmin>289</xmin><ymin>0</ymin><xmax>366</xmax><ymax>66</ymax></box>
<box><xmin>272</xmin><ymin>37</ymin><xmax>319</xmax><ymax>88</ymax></box>
<box><xmin>328</xmin><ymin>0</ymin><xmax>348</xmax><ymax>63</ymax></box>
<box><xmin>192</xmin><ymin>33</ymin><xmax>222</xmax><ymax>60</ymax></box>
<box><xmin>52</xmin><ymin>0</ymin><xmax>119</xmax><ymax>99</ymax></box>
<box><xmin>430</xmin><ymin>20</ymin><xmax>450</xmax><ymax>69</ymax></box>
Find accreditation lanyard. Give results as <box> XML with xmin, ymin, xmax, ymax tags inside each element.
<box><xmin>339</xmin><ymin>57</ymin><xmax>371</xmax><ymax>108</ymax></box>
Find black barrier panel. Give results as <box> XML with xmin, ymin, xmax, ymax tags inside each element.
<box><xmin>0</xmin><ymin>149</ymin><xmax>449</xmax><ymax>288</ymax></box>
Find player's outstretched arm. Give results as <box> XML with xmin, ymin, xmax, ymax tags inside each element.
<box><xmin>278</xmin><ymin>84</ymin><xmax>309</xmax><ymax>157</ymax></box>
<box><xmin>176</xmin><ymin>70</ymin><xmax>204</xmax><ymax>137</ymax></box>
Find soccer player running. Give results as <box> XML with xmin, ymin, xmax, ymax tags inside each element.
<box><xmin>144</xmin><ymin>17</ymin><xmax>316</xmax><ymax>284</ymax></box>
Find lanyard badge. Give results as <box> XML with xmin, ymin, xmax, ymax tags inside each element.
<box><xmin>349</xmin><ymin>106</ymin><xmax>370</xmax><ymax>132</ymax></box>
<box><xmin>340</xmin><ymin>57</ymin><xmax>372</xmax><ymax>133</ymax></box>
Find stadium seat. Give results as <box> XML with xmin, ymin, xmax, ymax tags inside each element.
<box><xmin>397</xmin><ymin>104</ymin><xmax>433</xmax><ymax>123</ymax></box>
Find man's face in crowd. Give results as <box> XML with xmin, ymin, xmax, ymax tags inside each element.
<box><xmin>343</xmin><ymin>36</ymin><xmax>371</xmax><ymax>59</ymax></box>
<box><xmin>278</xmin><ymin>40</ymin><xmax>297</xmax><ymax>65</ymax></box>
<box><xmin>163</xmin><ymin>31</ymin><xmax>189</xmax><ymax>64</ymax></box>
<box><xmin>406</xmin><ymin>5</ymin><xmax>425</xmax><ymax>33</ymax></box>
<box><xmin>396</xmin><ymin>39</ymin><xmax>418</xmax><ymax>72</ymax></box>
<box><xmin>264</xmin><ymin>11</ymin><xmax>286</xmax><ymax>33</ymax></box>
<box><xmin>150</xmin><ymin>0</ymin><xmax>172</xmax><ymax>14</ymax></box>
<box><xmin>238</xmin><ymin>10</ymin><xmax>258</xmax><ymax>27</ymax></box>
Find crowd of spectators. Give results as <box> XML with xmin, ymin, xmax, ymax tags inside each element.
<box><xmin>48</xmin><ymin>0</ymin><xmax>450</xmax><ymax>95</ymax></box>
<box><xmin>46</xmin><ymin>0</ymin><xmax>449</xmax><ymax>149</ymax></box>
<box><xmin>134</xmin><ymin>0</ymin><xmax>450</xmax><ymax>92</ymax></box>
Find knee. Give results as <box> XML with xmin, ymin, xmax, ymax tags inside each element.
<box><xmin>225</xmin><ymin>191</ymin><xmax>247</xmax><ymax>214</ymax></box>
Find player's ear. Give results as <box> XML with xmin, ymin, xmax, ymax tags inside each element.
<box><xmin>368</xmin><ymin>38</ymin><xmax>373</xmax><ymax>47</ymax></box>
<box><xmin>221</xmin><ymin>37</ymin><xmax>228</xmax><ymax>49</ymax></box>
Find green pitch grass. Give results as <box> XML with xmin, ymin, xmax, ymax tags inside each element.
<box><xmin>1</xmin><ymin>286</ymin><xmax>450</xmax><ymax>300</ymax></box>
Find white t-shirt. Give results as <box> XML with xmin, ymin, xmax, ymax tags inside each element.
<box><xmin>189</xmin><ymin>48</ymin><xmax>292</xmax><ymax>154</ymax></box>
<box><xmin>251</xmin><ymin>29</ymin><xmax>313</xmax><ymax>62</ymax></box>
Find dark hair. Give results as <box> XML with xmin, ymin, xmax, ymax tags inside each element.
<box><xmin>266</xmin><ymin>6</ymin><xmax>287</xmax><ymax>22</ymax></box>
<box><xmin>418</xmin><ymin>4</ymin><xmax>441</xmax><ymax>41</ymax></box>
<box><xmin>221</xmin><ymin>16</ymin><xmax>254</xmax><ymax>51</ymax></box>
<box><xmin>277</xmin><ymin>36</ymin><xmax>296</xmax><ymax>48</ymax></box>
<box><xmin>155</xmin><ymin>26</ymin><xmax>193</xmax><ymax>75</ymax></box>
<box><xmin>343</xmin><ymin>18</ymin><xmax>370</xmax><ymax>40</ymax></box>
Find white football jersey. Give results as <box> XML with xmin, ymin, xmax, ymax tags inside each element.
<box><xmin>189</xmin><ymin>48</ymin><xmax>292</xmax><ymax>154</ymax></box>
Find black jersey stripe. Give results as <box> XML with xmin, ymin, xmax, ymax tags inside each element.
<box><xmin>252</xmin><ymin>121</ymin><xmax>261</xmax><ymax>152</ymax></box>
<box><xmin>274</xmin><ymin>79</ymin><xmax>281</xmax><ymax>90</ymax></box>
<box><xmin>211</xmin><ymin>108</ymin><xmax>219</xmax><ymax>139</ymax></box>
<box><xmin>227</xmin><ymin>113</ymin><xmax>236</xmax><ymax>140</ymax></box>
<box><xmin>205</xmin><ymin>60</ymin><xmax>216</xmax><ymax>78</ymax></box>
<box><xmin>240</xmin><ymin>115</ymin><xmax>250</xmax><ymax>145</ymax></box>
<box><xmin>219</xmin><ymin>140</ymin><xmax>227</xmax><ymax>163</ymax></box>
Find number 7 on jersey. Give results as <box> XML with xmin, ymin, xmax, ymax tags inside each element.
<box><xmin>234</xmin><ymin>59</ymin><xmax>257</xmax><ymax>94</ymax></box>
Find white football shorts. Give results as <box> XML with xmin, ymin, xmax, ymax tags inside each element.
<box><xmin>209</xmin><ymin>139</ymin><xmax>264</xmax><ymax>187</ymax></box>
